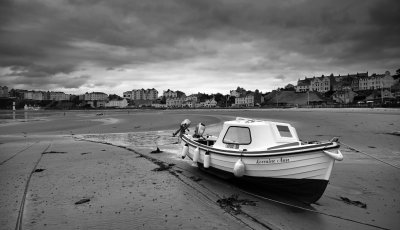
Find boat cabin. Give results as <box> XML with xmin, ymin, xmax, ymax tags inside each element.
<box><xmin>212</xmin><ymin>117</ymin><xmax>300</xmax><ymax>151</ymax></box>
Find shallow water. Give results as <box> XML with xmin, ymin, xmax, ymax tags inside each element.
<box><xmin>81</xmin><ymin>131</ymin><xmax>179</xmax><ymax>148</ymax></box>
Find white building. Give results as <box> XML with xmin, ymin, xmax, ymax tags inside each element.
<box><xmin>203</xmin><ymin>98</ymin><xmax>217</xmax><ymax>108</ymax></box>
<box><xmin>166</xmin><ymin>97</ymin><xmax>185</xmax><ymax>107</ymax></box>
<box><xmin>105</xmin><ymin>99</ymin><xmax>128</xmax><ymax>108</ymax></box>
<box><xmin>235</xmin><ymin>94</ymin><xmax>254</xmax><ymax>107</ymax></box>
<box><xmin>123</xmin><ymin>88</ymin><xmax>158</xmax><ymax>100</ymax></box>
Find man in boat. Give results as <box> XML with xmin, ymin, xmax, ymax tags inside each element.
<box><xmin>173</xmin><ymin>119</ymin><xmax>191</xmax><ymax>138</ymax></box>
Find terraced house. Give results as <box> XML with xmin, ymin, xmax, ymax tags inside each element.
<box><xmin>235</xmin><ymin>93</ymin><xmax>254</xmax><ymax>107</ymax></box>
<box><xmin>358</xmin><ymin>71</ymin><xmax>395</xmax><ymax>90</ymax></box>
<box><xmin>310</xmin><ymin>75</ymin><xmax>332</xmax><ymax>92</ymax></box>
<box><xmin>296</xmin><ymin>71</ymin><xmax>396</xmax><ymax>93</ymax></box>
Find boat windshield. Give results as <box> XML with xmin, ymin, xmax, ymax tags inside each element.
<box><xmin>276</xmin><ymin>125</ymin><xmax>292</xmax><ymax>138</ymax></box>
<box><xmin>223</xmin><ymin>126</ymin><xmax>251</xmax><ymax>145</ymax></box>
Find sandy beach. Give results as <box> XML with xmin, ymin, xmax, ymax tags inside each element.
<box><xmin>0</xmin><ymin>108</ymin><xmax>399</xmax><ymax>230</ymax></box>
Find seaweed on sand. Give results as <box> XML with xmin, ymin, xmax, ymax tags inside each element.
<box><xmin>217</xmin><ymin>194</ymin><xmax>257</xmax><ymax>215</ymax></box>
<box><xmin>340</xmin><ymin>196</ymin><xmax>367</xmax><ymax>209</ymax></box>
<box><xmin>43</xmin><ymin>151</ymin><xmax>67</xmax><ymax>154</ymax></box>
<box><xmin>75</xmin><ymin>198</ymin><xmax>91</xmax><ymax>205</ymax></box>
<box><xmin>151</xmin><ymin>163</ymin><xmax>175</xmax><ymax>172</ymax></box>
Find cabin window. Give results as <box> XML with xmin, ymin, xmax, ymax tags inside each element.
<box><xmin>277</xmin><ymin>125</ymin><xmax>292</xmax><ymax>138</ymax></box>
<box><xmin>223</xmin><ymin>127</ymin><xmax>251</xmax><ymax>145</ymax></box>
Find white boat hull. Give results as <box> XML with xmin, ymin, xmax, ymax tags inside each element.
<box><xmin>181</xmin><ymin>135</ymin><xmax>341</xmax><ymax>203</ymax></box>
<box><xmin>186</xmin><ymin>145</ymin><xmax>335</xmax><ymax>180</ymax></box>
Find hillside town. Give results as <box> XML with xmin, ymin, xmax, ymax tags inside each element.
<box><xmin>1</xmin><ymin>69</ymin><xmax>400</xmax><ymax>110</ymax></box>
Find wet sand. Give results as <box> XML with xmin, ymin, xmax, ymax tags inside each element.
<box><xmin>0</xmin><ymin>109</ymin><xmax>399</xmax><ymax>230</ymax></box>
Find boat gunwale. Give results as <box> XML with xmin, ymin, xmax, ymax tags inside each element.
<box><xmin>182</xmin><ymin>135</ymin><xmax>339</xmax><ymax>157</ymax></box>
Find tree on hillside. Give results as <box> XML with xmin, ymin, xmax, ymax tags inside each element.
<box><xmin>160</xmin><ymin>96</ymin><xmax>166</xmax><ymax>104</ymax></box>
<box><xmin>197</xmin><ymin>92</ymin><xmax>211</xmax><ymax>102</ymax></box>
<box><xmin>108</xmin><ymin>94</ymin><xmax>122</xmax><ymax>100</ymax></box>
<box><xmin>228</xmin><ymin>96</ymin><xmax>236</xmax><ymax>106</ymax></box>
<box><xmin>176</xmin><ymin>90</ymin><xmax>186</xmax><ymax>98</ymax></box>
<box><xmin>393</xmin><ymin>68</ymin><xmax>400</xmax><ymax>80</ymax></box>
<box><xmin>283</xmin><ymin>84</ymin><xmax>295</xmax><ymax>91</ymax></box>
<box><xmin>213</xmin><ymin>93</ymin><xmax>224</xmax><ymax>102</ymax></box>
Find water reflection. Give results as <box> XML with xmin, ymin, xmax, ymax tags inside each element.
<box><xmin>82</xmin><ymin>131</ymin><xmax>179</xmax><ymax>149</ymax></box>
<box><xmin>0</xmin><ymin>110</ymin><xmax>63</xmax><ymax>121</ymax></box>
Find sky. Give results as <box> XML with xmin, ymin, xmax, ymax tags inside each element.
<box><xmin>0</xmin><ymin>0</ymin><xmax>399</xmax><ymax>96</ymax></box>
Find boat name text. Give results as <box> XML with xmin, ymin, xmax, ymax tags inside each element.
<box><xmin>256</xmin><ymin>157</ymin><xmax>290</xmax><ymax>164</ymax></box>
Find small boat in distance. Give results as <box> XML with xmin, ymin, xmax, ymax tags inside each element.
<box><xmin>180</xmin><ymin>117</ymin><xmax>343</xmax><ymax>203</ymax></box>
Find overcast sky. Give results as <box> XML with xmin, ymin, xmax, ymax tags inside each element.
<box><xmin>1</xmin><ymin>0</ymin><xmax>399</xmax><ymax>95</ymax></box>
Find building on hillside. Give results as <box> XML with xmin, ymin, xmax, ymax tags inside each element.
<box><xmin>203</xmin><ymin>98</ymin><xmax>217</xmax><ymax>108</ymax></box>
<box><xmin>23</xmin><ymin>91</ymin><xmax>33</xmax><ymax>100</ymax></box>
<box><xmin>0</xmin><ymin>86</ymin><xmax>9</xmax><ymax>98</ymax></box>
<box><xmin>234</xmin><ymin>93</ymin><xmax>254</xmax><ymax>107</ymax></box>
<box><xmin>105</xmin><ymin>99</ymin><xmax>128</xmax><ymax>108</ymax></box>
<box><xmin>332</xmin><ymin>88</ymin><xmax>358</xmax><ymax>104</ymax></box>
<box><xmin>183</xmin><ymin>99</ymin><xmax>196</xmax><ymax>108</ymax></box>
<box><xmin>48</xmin><ymin>91</ymin><xmax>70</xmax><ymax>101</ymax></box>
<box><xmin>382</xmin><ymin>89</ymin><xmax>395</xmax><ymax>99</ymax></box>
<box><xmin>123</xmin><ymin>91</ymin><xmax>132</xmax><ymax>100</ymax></box>
<box><xmin>348</xmin><ymin>72</ymin><xmax>368</xmax><ymax>91</ymax></box>
<box><xmin>183</xmin><ymin>95</ymin><xmax>198</xmax><ymax>108</ymax></box>
<box><xmin>166</xmin><ymin>97</ymin><xmax>185</xmax><ymax>108</ymax></box>
<box><xmin>364</xmin><ymin>89</ymin><xmax>394</xmax><ymax>103</ymax></box>
<box><xmin>131</xmin><ymin>88</ymin><xmax>158</xmax><ymax>100</ymax></box>
<box><xmin>310</xmin><ymin>75</ymin><xmax>332</xmax><ymax>92</ymax></box>
<box><xmin>23</xmin><ymin>91</ymin><xmax>47</xmax><ymax>101</ymax></box>
<box><xmin>185</xmin><ymin>94</ymin><xmax>198</xmax><ymax>103</ymax></box>
<box><xmin>295</xmin><ymin>78</ymin><xmax>311</xmax><ymax>92</ymax></box>
<box><xmin>82</xmin><ymin>92</ymin><xmax>107</xmax><ymax>101</ymax></box>
<box><xmin>230</xmin><ymin>90</ymin><xmax>240</xmax><ymax>98</ymax></box>
<box><xmin>359</xmin><ymin>71</ymin><xmax>395</xmax><ymax>91</ymax></box>
<box><xmin>32</xmin><ymin>91</ymin><xmax>44</xmax><ymax>101</ymax></box>
<box><xmin>296</xmin><ymin>72</ymin><xmax>369</xmax><ymax>93</ymax></box>
<box><xmin>163</xmin><ymin>89</ymin><xmax>178</xmax><ymax>98</ymax></box>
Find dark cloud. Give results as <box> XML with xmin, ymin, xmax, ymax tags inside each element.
<box><xmin>0</xmin><ymin>0</ymin><xmax>399</xmax><ymax>92</ymax></box>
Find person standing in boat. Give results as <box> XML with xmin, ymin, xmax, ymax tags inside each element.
<box><xmin>173</xmin><ymin>119</ymin><xmax>191</xmax><ymax>140</ymax></box>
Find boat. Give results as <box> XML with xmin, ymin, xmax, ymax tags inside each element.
<box><xmin>180</xmin><ymin>117</ymin><xmax>343</xmax><ymax>203</ymax></box>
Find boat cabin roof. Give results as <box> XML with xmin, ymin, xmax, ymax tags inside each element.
<box><xmin>213</xmin><ymin>117</ymin><xmax>300</xmax><ymax>151</ymax></box>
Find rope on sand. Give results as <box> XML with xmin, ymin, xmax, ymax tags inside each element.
<box><xmin>238</xmin><ymin>189</ymin><xmax>390</xmax><ymax>230</ymax></box>
<box><xmin>173</xmin><ymin>164</ymin><xmax>390</xmax><ymax>230</ymax></box>
<box><xmin>0</xmin><ymin>141</ymin><xmax>39</xmax><ymax>166</ymax></box>
<box><xmin>340</xmin><ymin>141</ymin><xmax>400</xmax><ymax>170</ymax></box>
<box><xmin>15</xmin><ymin>143</ymin><xmax>52</xmax><ymax>230</ymax></box>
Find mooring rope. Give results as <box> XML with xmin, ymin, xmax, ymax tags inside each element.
<box><xmin>0</xmin><ymin>141</ymin><xmax>40</xmax><ymax>166</ymax></box>
<box><xmin>238</xmin><ymin>189</ymin><xmax>390</xmax><ymax>230</ymax></box>
<box><xmin>15</xmin><ymin>143</ymin><xmax>52</xmax><ymax>230</ymax></box>
<box><xmin>340</xmin><ymin>141</ymin><xmax>400</xmax><ymax>170</ymax></box>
